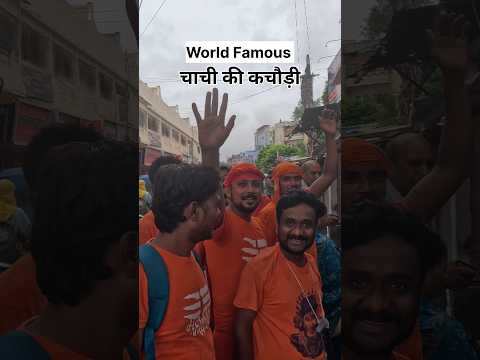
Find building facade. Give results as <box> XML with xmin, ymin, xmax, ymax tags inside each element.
<box><xmin>139</xmin><ymin>81</ymin><xmax>200</xmax><ymax>168</ymax></box>
<box><xmin>227</xmin><ymin>149</ymin><xmax>258</xmax><ymax>165</ymax></box>
<box><xmin>254</xmin><ymin>124</ymin><xmax>273</xmax><ymax>151</ymax></box>
<box><xmin>0</xmin><ymin>0</ymin><xmax>138</xmax><ymax>168</ymax></box>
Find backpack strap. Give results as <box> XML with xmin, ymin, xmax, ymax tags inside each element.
<box><xmin>139</xmin><ymin>244</ymin><xmax>169</xmax><ymax>360</ymax></box>
<box><xmin>0</xmin><ymin>331</ymin><xmax>51</xmax><ymax>359</ymax></box>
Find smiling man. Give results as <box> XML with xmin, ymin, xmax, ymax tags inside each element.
<box><xmin>342</xmin><ymin>203</ymin><xmax>438</xmax><ymax>360</ymax></box>
<box><xmin>234</xmin><ymin>191</ymin><xmax>328</xmax><ymax>360</ymax></box>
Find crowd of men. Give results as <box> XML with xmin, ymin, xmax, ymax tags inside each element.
<box><xmin>0</xmin><ymin>9</ymin><xmax>477</xmax><ymax>360</ymax></box>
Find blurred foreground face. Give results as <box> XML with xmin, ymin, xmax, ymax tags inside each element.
<box><xmin>342</xmin><ymin>236</ymin><xmax>422</xmax><ymax>358</ymax></box>
<box><xmin>278</xmin><ymin>203</ymin><xmax>316</xmax><ymax>255</ymax></box>
<box><xmin>341</xmin><ymin>164</ymin><xmax>387</xmax><ymax>211</ymax></box>
<box><xmin>279</xmin><ymin>174</ymin><xmax>303</xmax><ymax>195</ymax></box>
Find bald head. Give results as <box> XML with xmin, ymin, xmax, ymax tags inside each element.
<box><xmin>302</xmin><ymin>160</ymin><xmax>322</xmax><ymax>186</ymax></box>
<box><xmin>386</xmin><ymin>133</ymin><xmax>434</xmax><ymax>196</ymax></box>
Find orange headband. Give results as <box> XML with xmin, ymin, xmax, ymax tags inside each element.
<box><xmin>223</xmin><ymin>163</ymin><xmax>264</xmax><ymax>188</ymax></box>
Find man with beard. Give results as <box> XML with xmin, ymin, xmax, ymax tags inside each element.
<box><xmin>139</xmin><ymin>164</ymin><xmax>223</xmax><ymax>360</ymax></box>
<box><xmin>341</xmin><ymin>13</ymin><xmax>473</xmax><ymax>360</ymax></box>
<box><xmin>342</xmin><ymin>203</ymin><xmax>440</xmax><ymax>360</ymax></box>
<box><xmin>256</xmin><ymin>115</ymin><xmax>338</xmax><ymax>250</ymax></box>
<box><xmin>234</xmin><ymin>191</ymin><xmax>327</xmax><ymax>360</ymax></box>
<box><xmin>191</xmin><ymin>89</ymin><xmax>269</xmax><ymax>359</ymax></box>
<box><xmin>194</xmin><ymin>163</ymin><xmax>269</xmax><ymax>360</ymax></box>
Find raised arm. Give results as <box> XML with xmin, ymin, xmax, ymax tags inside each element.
<box><xmin>404</xmin><ymin>13</ymin><xmax>472</xmax><ymax>222</ymax></box>
<box><xmin>192</xmin><ymin>88</ymin><xmax>236</xmax><ymax>169</ymax></box>
<box><xmin>308</xmin><ymin>112</ymin><xmax>338</xmax><ymax>197</ymax></box>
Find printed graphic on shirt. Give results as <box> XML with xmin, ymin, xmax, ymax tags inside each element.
<box><xmin>184</xmin><ymin>284</ymin><xmax>211</xmax><ymax>336</ymax></box>
<box><xmin>241</xmin><ymin>237</ymin><xmax>268</xmax><ymax>262</ymax></box>
<box><xmin>290</xmin><ymin>291</ymin><xmax>325</xmax><ymax>359</ymax></box>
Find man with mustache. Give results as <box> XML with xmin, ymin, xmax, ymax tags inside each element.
<box><xmin>234</xmin><ymin>190</ymin><xmax>328</xmax><ymax>360</ymax></box>
<box><xmin>255</xmin><ymin>114</ymin><xmax>338</xmax><ymax>252</ymax></box>
<box><xmin>342</xmin><ymin>203</ymin><xmax>440</xmax><ymax>360</ymax></box>
<box><xmin>192</xmin><ymin>89</ymin><xmax>269</xmax><ymax>360</ymax></box>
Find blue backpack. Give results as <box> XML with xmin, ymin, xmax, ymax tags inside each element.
<box><xmin>139</xmin><ymin>244</ymin><xmax>203</xmax><ymax>360</ymax></box>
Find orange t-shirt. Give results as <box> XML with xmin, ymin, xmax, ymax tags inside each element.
<box><xmin>394</xmin><ymin>321</ymin><xmax>423</xmax><ymax>360</ymax></box>
<box><xmin>253</xmin><ymin>195</ymin><xmax>271</xmax><ymax>217</ymax></box>
<box><xmin>201</xmin><ymin>208</ymin><xmax>269</xmax><ymax>360</ymax></box>
<box><xmin>255</xmin><ymin>202</ymin><xmax>318</xmax><ymax>260</ymax></box>
<box><xmin>234</xmin><ymin>244</ymin><xmax>326</xmax><ymax>360</ymax></box>
<box><xmin>14</xmin><ymin>329</ymin><xmax>132</xmax><ymax>360</ymax></box>
<box><xmin>139</xmin><ymin>242</ymin><xmax>215</xmax><ymax>360</ymax></box>
<box><xmin>139</xmin><ymin>211</ymin><xmax>158</xmax><ymax>246</ymax></box>
<box><xmin>0</xmin><ymin>254</ymin><xmax>47</xmax><ymax>336</ymax></box>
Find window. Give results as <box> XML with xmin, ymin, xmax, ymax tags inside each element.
<box><xmin>53</xmin><ymin>44</ymin><xmax>74</xmax><ymax>80</ymax></box>
<box><xmin>161</xmin><ymin>123</ymin><xmax>170</xmax><ymax>138</ymax></box>
<box><xmin>139</xmin><ymin>110</ymin><xmax>146</xmax><ymax>128</ymax></box>
<box><xmin>172</xmin><ymin>129</ymin><xmax>179</xmax><ymax>142</ymax></box>
<box><xmin>0</xmin><ymin>11</ymin><xmax>17</xmax><ymax>55</ymax></box>
<box><xmin>99</xmin><ymin>73</ymin><xmax>113</xmax><ymax>100</ymax></box>
<box><xmin>21</xmin><ymin>23</ymin><xmax>47</xmax><ymax>68</ymax></box>
<box><xmin>79</xmin><ymin>60</ymin><xmax>96</xmax><ymax>89</ymax></box>
<box><xmin>147</xmin><ymin>114</ymin><xmax>159</xmax><ymax>132</ymax></box>
<box><xmin>181</xmin><ymin>135</ymin><xmax>186</xmax><ymax>146</ymax></box>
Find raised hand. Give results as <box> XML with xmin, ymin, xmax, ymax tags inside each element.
<box><xmin>426</xmin><ymin>12</ymin><xmax>469</xmax><ymax>74</ymax></box>
<box><xmin>319</xmin><ymin>109</ymin><xmax>337</xmax><ymax>137</ymax></box>
<box><xmin>192</xmin><ymin>88</ymin><xmax>236</xmax><ymax>150</ymax></box>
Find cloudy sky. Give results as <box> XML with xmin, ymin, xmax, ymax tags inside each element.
<box><xmin>138</xmin><ymin>0</ymin><xmax>341</xmax><ymax>161</ymax></box>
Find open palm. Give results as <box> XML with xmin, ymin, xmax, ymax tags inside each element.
<box><xmin>192</xmin><ymin>88</ymin><xmax>236</xmax><ymax>150</ymax></box>
<box><xmin>319</xmin><ymin>110</ymin><xmax>337</xmax><ymax>136</ymax></box>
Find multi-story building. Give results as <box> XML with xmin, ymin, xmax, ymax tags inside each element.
<box><xmin>139</xmin><ymin>81</ymin><xmax>200</xmax><ymax>168</ymax></box>
<box><xmin>0</xmin><ymin>0</ymin><xmax>138</xmax><ymax>168</ymax></box>
<box><xmin>254</xmin><ymin>124</ymin><xmax>273</xmax><ymax>151</ymax></box>
<box><xmin>271</xmin><ymin>120</ymin><xmax>308</xmax><ymax>149</ymax></box>
<box><xmin>227</xmin><ymin>149</ymin><xmax>258</xmax><ymax>165</ymax></box>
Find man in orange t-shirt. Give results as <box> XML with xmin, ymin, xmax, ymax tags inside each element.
<box><xmin>256</xmin><ymin>113</ymin><xmax>338</xmax><ymax>250</ymax></box>
<box><xmin>0</xmin><ymin>124</ymin><xmax>102</xmax><ymax>337</ymax></box>
<box><xmin>234</xmin><ymin>191</ymin><xmax>328</xmax><ymax>360</ymax></box>
<box><xmin>197</xmin><ymin>163</ymin><xmax>270</xmax><ymax>360</ymax></box>
<box><xmin>0</xmin><ymin>141</ymin><xmax>138</xmax><ymax>359</ymax></box>
<box><xmin>139</xmin><ymin>164</ymin><xmax>224</xmax><ymax>360</ymax></box>
<box><xmin>139</xmin><ymin>155</ymin><xmax>182</xmax><ymax>245</ymax></box>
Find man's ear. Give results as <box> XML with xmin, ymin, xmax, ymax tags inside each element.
<box><xmin>184</xmin><ymin>201</ymin><xmax>202</xmax><ymax>223</ymax></box>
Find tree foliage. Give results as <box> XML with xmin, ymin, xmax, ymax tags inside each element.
<box><xmin>256</xmin><ymin>144</ymin><xmax>306</xmax><ymax>173</ymax></box>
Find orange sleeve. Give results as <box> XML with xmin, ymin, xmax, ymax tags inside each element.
<box><xmin>139</xmin><ymin>265</ymin><xmax>149</xmax><ymax>329</ymax></box>
<box><xmin>255</xmin><ymin>206</ymin><xmax>277</xmax><ymax>246</ymax></box>
<box><xmin>139</xmin><ymin>212</ymin><xmax>158</xmax><ymax>245</ymax></box>
<box><xmin>233</xmin><ymin>263</ymin><xmax>263</xmax><ymax>312</ymax></box>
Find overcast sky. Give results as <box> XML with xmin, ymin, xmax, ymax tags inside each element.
<box><xmin>138</xmin><ymin>0</ymin><xmax>340</xmax><ymax>161</ymax></box>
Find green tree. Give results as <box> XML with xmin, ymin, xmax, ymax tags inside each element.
<box><xmin>256</xmin><ymin>144</ymin><xmax>305</xmax><ymax>173</ymax></box>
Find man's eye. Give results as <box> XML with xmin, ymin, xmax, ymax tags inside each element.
<box><xmin>350</xmin><ymin>279</ymin><xmax>368</xmax><ymax>290</ymax></box>
<box><xmin>390</xmin><ymin>281</ymin><xmax>409</xmax><ymax>292</ymax></box>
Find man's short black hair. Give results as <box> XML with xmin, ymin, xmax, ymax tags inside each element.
<box><xmin>148</xmin><ymin>156</ymin><xmax>181</xmax><ymax>186</ymax></box>
<box><xmin>276</xmin><ymin>190</ymin><xmax>323</xmax><ymax>224</ymax></box>
<box><xmin>152</xmin><ymin>164</ymin><xmax>220</xmax><ymax>233</ymax></box>
<box><xmin>342</xmin><ymin>202</ymin><xmax>443</xmax><ymax>279</ymax></box>
<box><xmin>31</xmin><ymin>140</ymin><xmax>137</xmax><ymax>306</ymax></box>
<box><xmin>23</xmin><ymin>124</ymin><xmax>102</xmax><ymax>193</ymax></box>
